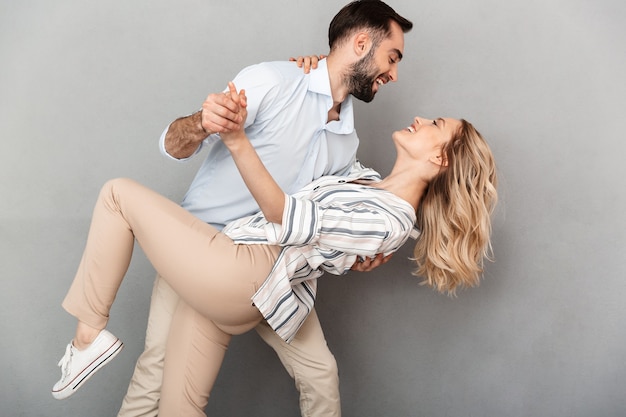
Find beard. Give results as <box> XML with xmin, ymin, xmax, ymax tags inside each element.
<box><xmin>346</xmin><ymin>48</ymin><xmax>380</xmax><ymax>103</ymax></box>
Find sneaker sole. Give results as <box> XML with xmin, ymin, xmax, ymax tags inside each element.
<box><xmin>51</xmin><ymin>338</ymin><xmax>124</xmax><ymax>400</ymax></box>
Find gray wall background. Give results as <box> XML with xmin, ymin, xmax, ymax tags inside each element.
<box><xmin>1</xmin><ymin>0</ymin><xmax>625</xmax><ymax>416</ymax></box>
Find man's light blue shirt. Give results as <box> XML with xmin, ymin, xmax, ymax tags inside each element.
<box><xmin>159</xmin><ymin>59</ymin><xmax>360</xmax><ymax>229</ymax></box>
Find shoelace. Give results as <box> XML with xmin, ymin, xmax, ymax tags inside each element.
<box><xmin>57</xmin><ymin>344</ymin><xmax>74</xmax><ymax>382</ymax></box>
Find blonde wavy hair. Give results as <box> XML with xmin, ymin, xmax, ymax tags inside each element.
<box><xmin>413</xmin><ymin>119</ymin><xmax>498</xmax><ymax>295</ymax></box>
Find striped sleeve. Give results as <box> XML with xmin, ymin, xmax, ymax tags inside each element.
<box><xmin>274</xmin><ymin>190</ymin><xmax>414</xmax><ymax>256</ymax></box>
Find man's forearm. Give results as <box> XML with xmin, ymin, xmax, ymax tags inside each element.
<box><xmin>164</xmin><ymin>111</ymin><xmax>208</xmax><ymax>159</ymax></box>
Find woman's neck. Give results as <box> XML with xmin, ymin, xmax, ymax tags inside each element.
<box><xmin>372</xmin><ymin>171</ymin><xmax>430</xmax><ymax>211</ymax></box>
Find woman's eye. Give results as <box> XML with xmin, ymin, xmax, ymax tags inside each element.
<box><xmin>432</xmin><ymin>120</ymin><xmax>438</xmax><ymax>126</ymax></box>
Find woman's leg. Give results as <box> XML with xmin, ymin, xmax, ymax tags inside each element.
<box><xmin>62</xmin><ymin>177</ymin><xmax>279</xmax><ymax>334</ymax></box>
<box><xmin>57</xmin><ymin>178</ymin><xmax>280</xmax><ymax>400</ymax></box>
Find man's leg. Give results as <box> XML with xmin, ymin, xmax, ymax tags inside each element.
<box><xmin>159</xmin><ymin>300</ymin><xmax>231</xmax><ymax>417</ymax></box>
<box><xmin>117</xmin><ymin>275</ymin><xmax>178</xmax><ymax>417</ymax></box>
<box><xmin>255</xmin><ymin>309</ymin><xmax>341</xmax><ymax>417</ymax></box>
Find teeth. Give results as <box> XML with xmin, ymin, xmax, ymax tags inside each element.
<box><xmin>376</xmin><ymin>79</ymin><xmax>384</xmax><ymax>85</ymax></box>
<box><xmin>407</xmin><ymin>126</ymin><xmax>415</xmax><ymax>133</ymax></box>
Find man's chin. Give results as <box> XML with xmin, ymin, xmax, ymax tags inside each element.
<box><xmin>353</xmin><ymin>90</ymin><xmax>376</xmax><ymax>103</ymax></box>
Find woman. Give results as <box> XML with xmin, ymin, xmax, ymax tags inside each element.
<box><xmin>52</xmin><ymin>83</ymin><xmax>497</xmax><ymax>414</ymax></box>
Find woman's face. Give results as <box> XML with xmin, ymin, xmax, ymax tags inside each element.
<box><xmin>393</xmin><ymin>117</ymin><xmax>461</xmax><ymax>161</ymax></box>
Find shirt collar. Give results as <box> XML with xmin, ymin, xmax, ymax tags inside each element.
<box><xmin>308</xmin><ymin>59</ymin><xmax>332</xmax><ymax>96</ymax></box>
<box><xmin>308</xmin><ymin>59</ymin><xmax>355</xmax><ymax>134</ymax></box>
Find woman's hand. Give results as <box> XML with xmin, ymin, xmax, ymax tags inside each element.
<box><xmin>289</xmin><ymin>55</ymin><xmax>327</xmax><ymax>73</ymax></box>
<box><xmin>219</xmin><ymin>82</ymin><xmax>248</xmax><ymax>150</ymax></box>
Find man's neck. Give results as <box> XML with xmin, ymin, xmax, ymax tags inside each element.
<box><xmin>325</xmin><ymin>53</ymin><xmax>350</xmax><ymax>106</ymax></box>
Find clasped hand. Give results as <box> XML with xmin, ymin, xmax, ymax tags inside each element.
<box><xmin>216</xmin><ymin>82</ymin><xmax>248</xmax><ymax>148</ymax></box>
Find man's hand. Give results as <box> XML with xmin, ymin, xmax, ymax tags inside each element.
<box><xmin>350</xmin><ymin>253</ymin><xmax>393</xmax><ymax>272</ymax></box>
<box><xmin>289</xmin><ymin>55</ymin><xmax>327</xmax><ymax>74</ymax></box>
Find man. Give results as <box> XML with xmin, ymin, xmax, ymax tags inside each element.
<box><xmin>118</xmin><ymin>1</ymin><xmax>412</xmax><ymax>416</ymax></box>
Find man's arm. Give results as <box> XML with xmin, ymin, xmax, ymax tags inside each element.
<box><xmin>164</xmin><ymin>92</ymin><xmax>244</xmax><ymax>159</ymax></box>
<box><xmin>164</xmin><ymin>55</ymin><xmax>326</xmax><ymax>160</ymax></box>
<box><xmin>162</xmin><ymin>111</ymin><xmax>206</xmax><ymax>159</ymax></box>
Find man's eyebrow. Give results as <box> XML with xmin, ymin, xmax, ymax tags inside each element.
<box><xmin>392</xmin><ymin>48</ymin><xmax>403</xmax><ymax>61</ymax></box>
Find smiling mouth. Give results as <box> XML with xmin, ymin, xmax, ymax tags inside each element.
<box><xmin>407</xmin><ymin>125</ymin><xmax>415</xmax><ymax>133</ymax></box>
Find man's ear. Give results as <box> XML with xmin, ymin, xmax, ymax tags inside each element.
<box><xmin>353</xmin><ymin>31</ymin><xmax>372</xmax><ymax>56</ymax></box>
<box><xmin>430</xmin><ymin>154</ymin><xmax>448</xmax><ymax>167</ymax></box>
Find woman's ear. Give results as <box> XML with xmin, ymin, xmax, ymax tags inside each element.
<box><xmin>430</xmin><ymin>154</ymin><xmax>448</xmax><ymax>167</ymax></box>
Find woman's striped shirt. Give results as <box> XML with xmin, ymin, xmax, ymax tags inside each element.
<box><xmin>223</xmin><ymin>161</ymin><xmax>417</xmax><ymax>342</ymax></box>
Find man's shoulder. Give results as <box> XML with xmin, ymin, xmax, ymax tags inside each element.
<box><xmin>236</xmin><ymin>61</ymin><xmax>307</xmax><ymax>83</ymax></box>
<box><xmin>256</xmin><ymin>60</ymin><xmax>304</xmax><ymax>74</ymax></box>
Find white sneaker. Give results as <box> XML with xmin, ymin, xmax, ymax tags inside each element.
<box><xmin>52</xmin><ymin>329</ymin><xmax>123</xmax><ymax>400</ymax></box>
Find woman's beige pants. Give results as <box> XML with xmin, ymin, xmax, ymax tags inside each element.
<box><xmin>62</xmin><ymin>178</ymin><xmax>281</xmax><ymax>416</ymax></box>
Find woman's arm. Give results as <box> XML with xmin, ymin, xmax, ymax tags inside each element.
<box><xmin>220</xmin><ymin>82</ymin><xmax>286</xmax><ymax>224</ymax></box>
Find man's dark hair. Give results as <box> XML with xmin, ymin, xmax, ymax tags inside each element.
<box><xmin>328</xmin><ymin>0</ymin><xmax>413</xmax><ymax>50</ymax></box>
